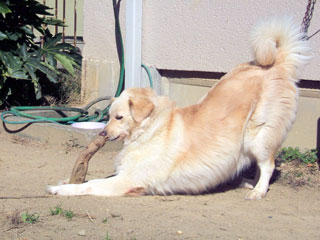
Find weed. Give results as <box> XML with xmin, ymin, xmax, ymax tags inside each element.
<box><xmin>63</xmin><ymin>209</ymin><xmax>74</xmax><ymax>220</ymax></box>
<box><xmin>301</xmin><ymin>149</ymin><xmax>318</xmax><ymax>164</ymax></box>
<box><xmin>102</xmin><ymin>217</ymin><xmax>108</xmax><ymax>223</ymax></box>
<box><xmin>49</xmin><ymin>205</ymin><xmax>74</xmax><ymax>220</ymax></box>
<box><xmin>50</xmin><ymin>205</ymin><xmax>64</xmax><ymax>216</ymax></box>
<box><xmin>105</xmin><ymin>233</ymin><xmax>112</xmax><ymax>240</ymax></box>
<box><xmin>277</xmin><ymin>147</ymin><xmax>318</xmax><ymax>164</ymax></box>
<box><xmin>21</xmin><ymin>212</ymin><xmax>39</xmax><ymax>224</ymax></box>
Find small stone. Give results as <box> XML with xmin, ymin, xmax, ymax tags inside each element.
<box><xmin>177</xmin><ymin>230</ymin><xmax>183</xmax><ymax>235</ymax></box>
<box><xmin>110</xmin><ymin>212</ymin><xmax>121</xmax><ymax>218</ymax></box>
<box><xmin>78</xmin><ymin>229</ymin><xmax>86</xmax><ymax>236</ymax></box>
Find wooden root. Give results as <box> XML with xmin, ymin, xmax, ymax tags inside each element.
<box><xmin>69</xmin><ymin>134</ymin><xmax>108</xmax><ymax>184</ymax></box>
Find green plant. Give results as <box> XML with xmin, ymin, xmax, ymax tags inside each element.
<box><xmin>0</xmin><ymin>0</ymin><xmax>81</xmax><ymax>108</ymax></box>
<box><xmin>21</xmin><ymin>212</ymin><xmax>39</xmax><ymax>224</ymax></box>
<box><xmin>301</xmin><ymin>149</ymin><xmax>318</xmax><ymax>164</ymax></box>
<box><xmin>63</xmin><ymin>209</ymin><xmax>74</xmax><ymax>220</ymax></box>
<box><xmin>105</xmin><ymin>233</ymin><xmax>112</xmax><ymax>240</ymax></box>
<box><xmin>277</xmin><ymin>147</ymin><xmax>318</xmax><ymax>164</ymax></box>
<box><xmin>50</xmin><ymin>205</ymin><xmax>63</xmax><ymax>216</ymax></box>
<box><xmin>49</xmin><ymin>205</ymin><xmax>74</xmax><ymax>220</ymax></box>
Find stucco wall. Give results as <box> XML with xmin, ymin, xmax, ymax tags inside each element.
<box><xmin>142</xmin><ymin>1</ymin><xmax>320</xmax><ymax>80</ymax></box>
<box><xmin>83</xmin><ymin>0</ymin><xmax>320</xmax><ymax>81</ymax></box>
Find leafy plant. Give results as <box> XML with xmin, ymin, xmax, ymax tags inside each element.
<box><xmin>50</xmin><ymin>205</ymin><xmax>63</xmax><ymax>216</ymax></box>
<box><xmin>0</xmin><ymin>0</ymin><xmax>82</xmax><ymax>108</ymax></box>
<box><xmin>105</xmin><ymin>233</ymin><xmax>112</xmax><ymax>240</ymax></box>
<box><xmin>21</xmin><ymin>212</ymin><xmax>39</xmax><ymax>224</ymax></box>
<box><xmin>49</xmin><ymin>205</ymin><xmax>74</xmax><ymax>220</ymax></box>
<box><xmin>63</xmin><ymin>209</ymin><xmax>74</xmax><ymax>220</ymax></box>
<box><xmin>277</xmin><ymin>147</ymin><xmax>318</xmax><ymax>164</ymax></box>
<box><xmin>301</xmin><ymin>149</ymin><xmax>318</xmax><ymax>164</ymax></box>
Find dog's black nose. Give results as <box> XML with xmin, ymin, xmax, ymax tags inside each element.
<box><xmin>99</xmin><ymin>130</ymin><xmax>107</xmax><ymax>137</ymax></box>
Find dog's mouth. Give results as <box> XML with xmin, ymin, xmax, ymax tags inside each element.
<box><xmin>109</xmin><ymin>136</ymin><xmax>120</xmax><ymax>141</ymax></box>
<box><xmin>98</xmin><ymin>130</ymin><xmax>126</xmax><ymax>141</ymax></box>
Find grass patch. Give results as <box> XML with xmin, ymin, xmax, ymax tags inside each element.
<box><xmin>50</xmin><ymin>205</ymin><xmax>74</xmax><ymax>220</ymax></box>
<box><xmin>50</xmin><ymin>205</ymin><xmax>64</xmax><ymax>216</ymax></box>
<box><xmin>275</xmin><ymin>147</ymin><xmax>320</xmax><ymax>188</ymax></box>
<box><xmin>64</xmin><ymin>209</ymin><xmax>75</xmax><ymax>220</ymax></box>
<box><xmin>277</xmin><ymin>147</ymin><xmax>318</xmax><ymax>164</ymax></box>
<box><xmin>21</xmin><ymin>212</ymin><xmax>39</xmax><ymax>224</ymax></box>
<box><xmin>105</xmin><ymin>233</ymin><xmax>112</xmax><ymax>240</ymax></box>
<box><xmin>42</xmin><ymin>69</ymin><xmax>82</xmax><ymax>106</ymax></box>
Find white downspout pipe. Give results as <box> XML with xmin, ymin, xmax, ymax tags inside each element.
<box><xmin>125</xmin><ymin>0</ymin><xmax>142</xmax><ymax>88</ymax></box>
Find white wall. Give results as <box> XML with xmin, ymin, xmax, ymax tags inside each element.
<box><xmin>142</xmin><ymin>0</ymin><xmax>320</xmax><ymax>80</ymax></box>
<box><xmin>82</xmin><ymin>0</ymin><xmax>320</xmax><ymax>81</ymax></box>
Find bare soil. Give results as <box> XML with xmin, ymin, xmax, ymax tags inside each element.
<box><xmin>0</xmin><ymin>131</ymin><xmax>320</xmax><ymax>240</ymax></box>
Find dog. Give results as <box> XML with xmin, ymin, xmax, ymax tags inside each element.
<box><xmin>47</xmin><ymin>17</ymin><xmax>309</xmax><ymax>200</ymax></box>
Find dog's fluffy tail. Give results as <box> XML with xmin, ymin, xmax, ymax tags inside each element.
<box><xmin>251</xmin><ymin>17</ymin><xmax>310</xmax><ymax>80</ymax></box>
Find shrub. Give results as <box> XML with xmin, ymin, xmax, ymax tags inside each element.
<box><xmin>0</xmin><ymin>0</ymin><xmax>82</xmax><ymax>108</ymax></box>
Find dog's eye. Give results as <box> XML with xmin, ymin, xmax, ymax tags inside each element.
<box><xmin>115</xmin><ymin>115</ymin><xmax>123</xmax><ymax>120</ymax></box>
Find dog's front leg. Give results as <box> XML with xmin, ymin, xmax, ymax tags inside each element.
<box><xmin>47</xmin><ymin>175</ymin><xmax>136</xmax><ymax>197</ymax></box>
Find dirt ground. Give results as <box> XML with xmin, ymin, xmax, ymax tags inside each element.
<box><xmin>0</xmin><ymin>130</ymin><xmax>320</xmax><ymax>240</ymax></box>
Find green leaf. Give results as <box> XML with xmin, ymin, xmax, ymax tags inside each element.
<box><xmin>26</xmin><ymin>58</ymin><xmax>58</xmax><ymax>83</ymax></box>
<box><xmin>43</xmin><ymin>18</ymin><xmax>66</xmax><ymax>27</ymax></box>
<box><xmin>0</xmin><ymin>2</ymin><xmax>11</xmax><ymax>14</ymax></box>
<box><xmin>54</xmin><ymin>54</ymin><xmax>75</xmax><ymax>76</ymax></box>
<box><xmin>7</xmin><ymin>68</ymin><xmax>29</xmax><ymax>79</ymax></box>
<box><xmin>0</xmin><ymin>31</ymin><xmax>8</xmax><ymax>40</ymax></box>
<box><xmin>43</xmin><ymin>33</ymin><xmax>62</xmax><ymax>49</ymax></box>
<box><xmin>20</xmin><ymin>26</ymin><xmax>35</xmax><ymax>37</ymax></box>
<box><xmin>6</xmin><ymin>31</ymin><xmax>22</xmax><ymax>41</ymax></box>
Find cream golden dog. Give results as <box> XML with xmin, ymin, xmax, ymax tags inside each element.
<box><xmin>47</xmin><ymin>18</ymin><xmax>309</xmax><ymax>200</ymax></box>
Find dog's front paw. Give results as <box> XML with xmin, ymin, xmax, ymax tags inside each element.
<box><xmin>58</xmin><ymin>178</ymin><xmax>70</xmax><ymax>185</ymax></box>
<box><xmin>245</xmin><ymin>189</ymin><xmax>266</xmax><ymax>200</ymax></box>
<box><xmin>46</xmin><ymin>184</ymin><xmax>77</xmax><ymax>196</ymax></box>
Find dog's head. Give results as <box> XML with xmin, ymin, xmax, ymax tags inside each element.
<box><xmin>100</xmin><ymin>88</ymin><xmax>156</xmax><ymax>141</ymax></box>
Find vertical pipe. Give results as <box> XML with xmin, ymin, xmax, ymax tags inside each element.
<box><xmin>41</xmin><ymin>0</ymin><xmax>46</xmax><ymax>48</ymax></box>
<box><xmin>55</xmin><ymin>0</ymin><xmax>58</xmax><ymax>35</ymax></box>
<box><xmin>125</xmin><ymin>0</ymin><xmax>142</xmax><ymax>88</ymax></box>
<box><xmin>74</xmin><ymin>0</ymin><xmax>77</xmax><ymax>47</ymax></box>
<box><xmin>63</xmin><ymin>0</ymin><xmax>66</xmax><ymax>43</ymax></box>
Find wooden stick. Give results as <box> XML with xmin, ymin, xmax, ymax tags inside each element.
<box><xmin>69</xmin><ymin>132</ymin><xmax>108</xmax><ymax>184</ymax></box>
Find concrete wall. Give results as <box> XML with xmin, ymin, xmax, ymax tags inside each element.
<box><xmin>81</xmin><ymin>0</ymin><xmax>320</xmax><ymax>149</ymax></box>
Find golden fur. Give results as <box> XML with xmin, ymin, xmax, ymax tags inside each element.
<box><xmin>47</xmin><ymin>17</ymin><xmax>309</xmax><ymax>200</ymax></box>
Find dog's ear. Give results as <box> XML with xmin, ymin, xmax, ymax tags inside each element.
<box><xmin>129</xmin><ymin>97</ymin><xmax>154</xmax><ymax>122</ymax></box>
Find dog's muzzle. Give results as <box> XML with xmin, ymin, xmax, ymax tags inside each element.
<box><xmin>99</xmin><ymin>130</ymin><xmax>107</xmax><ymax>137</ymax></box>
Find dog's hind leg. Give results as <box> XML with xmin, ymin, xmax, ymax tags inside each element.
<box><xmin>245</xmin><ymin>155</ymin><xmax>275</xmax><ymax>200</ymax></box>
